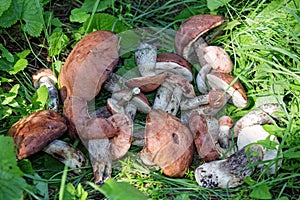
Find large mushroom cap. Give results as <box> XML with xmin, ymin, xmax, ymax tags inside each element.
<box><xmin>207</xmin><ymin>70</ymin><xmax>247</xmax><ymax>108</ymax></box>
<box><xmin>140</xmin><ymin>109</ymin><xmax>194</xmax><ymax>177</ymax></box>
<box><xmin>125</xmin><ymin>73</ymin><xmax>168</xmax><ymax>92</ymax></box>
<box><xmin>59</xmin><ymin>30</ymin><xmax>119</xmax><ymax>102</ymax></box>
<box><xmin>175</xmin><ymin>14</ymin><xmax>225</xmax><ymax>59</ymax></box>
<box><xmin>156</xmin><ymin>53</ymin><xmax>193</xmax><ymax>82</ymax></box>
<box><xmin>7</xmin><ymin>110</ymin><xmax>67</xmax><ymax>160</ymax></box>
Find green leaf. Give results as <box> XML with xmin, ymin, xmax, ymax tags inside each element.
<box><xmin>88</xmin><ymin>179</ymin><xmax>148</xmax><ymax>200</ymax></box>
<box><xmin>16</xmin><ymin>49</ymin><xmax>31</xmax><ymax>59</ymax></box>
<box><xmin>63</xmin><ymin>183</ymin><xmax>88</xmax><ymax>200</ymax></box>
<box><xmin>48</xmin><ymin>32</ymin><xmax>70</xmax><ymax>56</ymax></box>
<box><xmin>250</xmin><ymin>183</ymin><xmax>272</xmax><ymax>199</ymax></box>
<box><xmin>0</xmin><ymin>44</ymin><xmax>14</xmax><ymax>62</ymax></box>
<box><xmin>207</xmin><ymin>0</ymin><xmax>232</xmax><ymax>11</ymax></box>
<box><xmin>82</xmin><ymin>0</ymin><xmax>113</xmax><ymax>13</ymax></box>
<box><xmin>1</xmin><ymin>84</ymin><xmax>20</xmax><ymax>105</ymax></box>
<box><xmin>9</xmin><ymin>58</ymin><xmax>28</xmax><ymax>75</ymax></box>
<box><xmin>0</xmin><ymin>0</ymin><xmax>44</xmax><ymax>37</ymax></box>
<box><xmin>31</xmin><ymin>85</ymin><xmax>48</xmax><ymax>111</ymax></box>
<box><xmin>83</xmin><ymin>13</ymin><xmax>129</xmax><ymax>33</ymax></box>
<box><xmin>0</xmin><ymin>135</ymin><xmax>27</xmax><ymax>200</ymax></box>
<box><xmin>0</xmin><ymin>0</ymin><xmax>11</xmax><ymax>16</ymax></box>
<box><xmin>70</xmin><ymin>8</ymin><xmax>90</xmax><ymax>23</ymax></box>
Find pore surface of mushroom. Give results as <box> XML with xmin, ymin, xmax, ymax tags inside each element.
<box><xmin>140</xmin><ymin>109</ymin><xmax>194</xmax><ymax>177</ymax></box>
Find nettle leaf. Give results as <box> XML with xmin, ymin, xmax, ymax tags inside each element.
<box><xmin>0</xmin><ymin>136</ymin><xmax>27</xmax><ymax>200</ymax></box>
<box><xmin>48</xmin><ymin>32</ymin><xmax>70</xmax><ymax>56</ymax></box>
<box><xmin>0</xmin><ymin>0</ymin><xmax>11</xmax><ymax>16</ymax></box>
<box><xmin>83</xmin><ymin>13</ymin><xmax>129</xmax><ymax>33</ymax></box>
<box><xmin>207</xmin><ymin>0</ymin><xmax>232</xmax><ymax>11</ymax></box>
<box><xmin>70</xmin><ymin>8</ymin><xmax>90</xmax><ymax>23</ymax></box>
<box><xmin>82</xmin><ymin>0</ymin><xmax>114</xmax><ymax>13</ymax></box>
<box><xmin>1</xmin><ymin>84</ymin><xmax>20</xmax><ymax>105</ymax></box>
<box><xmin>250</xmin><ymin>183</ymin><xmax>272</xmax><ymax>199</ymax></box>
<box><xmin>0</xmin><ymin>0</ymin><xmax>43</xmax><ymax>37</ymax></box>
<box><xmin>88</xmin><ymin>179</ymin><xmax>148</xmax><ymax>200</ymax></box>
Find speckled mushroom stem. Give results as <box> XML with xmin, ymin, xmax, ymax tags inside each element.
<box><xmin>135</xmin><ymin>43</ymin><xmax>157</xmax><ymax>77</ymax></box>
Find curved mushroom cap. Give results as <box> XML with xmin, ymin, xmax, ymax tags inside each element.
<box><xmin>111</xmin><ymin>89</ymin><xmax>151</xmax><ymax>114</ymax></box>
<box><xmin>156</xmin><ymin>53</ymin><xmax>193</xmax><ymax>82</ymax></box>
<box><xmin>207</xmin><ymin>70</ymin><xmax>247</xmax><ymax>108</ymax></box>
<box><xmin>188</xmin><ymin>111</ymin><xmax>220</xmax><ymax>162</ymax></box>
<box><xmin>125</xmin><ymin>73</ymin><xmax>168</xmax><ymax>92</ymax></box>
<box><xmin>7</xmin><ymin>110</ymin><xmax>67</xmax><ymax>160</ymax></box>
<box><xmin>164</xmin><ymin>74</ymin><xmax>196</xmax><ymax>98</ymax></box>
<box><xmin>59</xmin><ymin>30</ymin><xmax>119</xmax><ymax>102</ymax></box>
<box><xmin>140</xmin><ymin>109</ymin><xmax>194</xmax><ymax>177</ymax></box>
<box><xmin>201</xmin><ymin>46</ymin><xmax>233</xmax><ymax>73</ymax></box>
<box><xmin>32</xmin><ymin>68</ymin><xmax>58</xmax><ymax>88</ymax></box>
<box><xmin>237</xmin><ymin>125</ymin><xmax>281</xmax><ymax>174</ymax></box>
<box><xmin>175</xmin><ymin>14</ymin><xmax>225</xmax><ymax>59</ymax></box>
<box><xmin>108</xmin><ymin>113</ymin><xmax>133</xmax><ymax>160</ymax></box>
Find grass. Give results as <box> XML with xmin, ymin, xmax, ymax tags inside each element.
<box><xmin>0</xmin><ymin>0</ymin><xmax>300</xmax><ymax>199</ymax></box>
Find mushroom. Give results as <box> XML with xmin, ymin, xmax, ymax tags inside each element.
<box><xmin>153</xmin><ymin>74</ymin><xmax>195</xmax><ymax>115</ymax></box>
<box><xmin>135</xmin><ymin>43</ymin><xmax>157</xmax><ymax>77</ymax></box>
<box><xmin>195</xmin><ymin>46</ymin><xmax>233</xmax><ymax>94</ymax></box>
<box><xmin>59</xmin><ymin>30</ymin><xmax>132</xmax><ymax>183</ymax></box>
<box><xmin>195</xmin><ymin>144</ymin><xmax>263</xmax><ymax>188</ymax></box>
<box><xmin>140</xmin><ymin>109</ymin><xmax>194</xmax><ymax>177</ymax></box>
<box><xmin>174</xmin><ymin>14</ymin><xmax>226</xmax><ymax>62</ymax></box>
<box><xmin>218</xmin><ymin>116</ymin><xmax>233</xmax><ymax>149</ymax></box>
<box><xmin>155</xmin><ymin>53</ymin><xmax>193</xmax><ymax>82</ymax></box>
<box><xmin>107</xmin><ymin>87</ymin><xmax>151</xmax><ymax>119</ymax></box>
<box><xmin>207</xmin><ymin>70</ymin><xmax>248</xmax><ymax>109</ymax></box>
<box><xmin>7</xmin><ymin>110</ymin><xmax>67</xmax><ymax>160</ymax></box>
<box><xmin>31</xmin><ymin>68</ymin><xmax>88</xmax><ymax>172</ymax></box>
<box><xmin>188</xmin><ymin>111</ymin><xmax>221</xmax><ymax>162</ymax></box>
<box><xmin>103</xmin><ymin>73</ymin><xmax>129</xmax><ymax>93</ymax></box>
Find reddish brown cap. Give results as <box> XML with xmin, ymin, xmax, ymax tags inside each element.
<box><xmin>175</xmin><ymin>14</ymin><xmax>225</xmax><ymax>59</ymax></box>
<box><xmin>32</xmin><ymin>68</ymin><xmax>57</xmax><ymax>88</ymax></box>
<box><xmin>7</xmin><ymin>110</ymin><xmax>67</xmax><ymax>160</ymax></box>
<box><xmin>59</xmin><ymin>30</ymin><xmax>119</xmax><ymax>102</ymax></box>
<box><xmin>125</xmin><ymin>73</ymin><xmax>168</xmax><ymax>92</ymax></box>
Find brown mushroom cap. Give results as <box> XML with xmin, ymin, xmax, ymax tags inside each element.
<box><xmin>175</xmin><ymin>14</ymin><xmax>225</xmax><ymax>59</ymax></box>
<box><xmin>164</xmin><ymin>74</ymin><xmax>195</xmax><ymax>98</ymax></box>
<box><xmin>188</xmin><ymin>111</ymin><xmax>221</xmax><ymax>162</ymax></box>
<box><xmin>125</xmin><ymin>72</ymin><xmax>168</xmax><ymax>92</ymax></box>
<box><xmin>207</xmin><ymin>70</ymin><xmax>248</xmax><ymax>108</ymax></box>
<box><xmin>140</xmin><ymin>109</ymin><xmax>194</xmax><ymax>177</ymax></box>
<box><xmin>59</xmin><ymin>30</ymin><xmax>119</xmax><ymax>102</ymax></box>
<box><xmin>7</xmin><ymin>110</ymin><xmax>67</xmax><ymax>160</ymax></box>
<box><xmin>156</xmin><ymin>53</ymin><xmax>193</xmax><ymax>82</ymax></box>
<box><xmin>32</xmin><ymin>68</ymin><xmax>58</xmax><ymax>88</ymax></box>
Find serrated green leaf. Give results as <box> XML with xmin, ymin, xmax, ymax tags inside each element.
<box><xmin>0</xmin><ymin>0</ymin><xmax>20</xmax><ymax>28</ymax></box>
<box><xmin>2</xmin><ymin>84</ymin><xmax>19</xmax><ymax>105</ymax></box>
<box><xmin>0</xmin><ymin>44</ymin><xmax>14</xmax><ymax>62</ymax></box>
<box><xmin>250</xmin><ymin>183</ymin><xmax>272</xmax><ymax>199</ymax></box>
<box><xmin>0</xmin><ymin>135</ymin><xmax>27</xmax><ymax>200</ymax></box>
<box><xmin>16</xmin><ymin>49</ymin><xmax>30</xmax><ymax>59</ymax></box>
<box><xmin>9</xmin><ymin>58</ymin><xmax>28</xmax><ymax>74</ymax></box>
<box><xmin>83</xmin><ymin>13</ymin><xmax>129</xmax><ymax>33</ymax></box>
<box><xmin>70</xmin><ymin>8</ymin><xmax>90</xmax><ymax>23</ymax></box>
<box><xmin>31</xmin><ymin>85</ymin><xmax>48</xmax><ymax>111</ymax></box>
<box><xmin>48</xmin><ymin>32</ymin><xmax>70</xmax><ymax>56</ymax></box>
<box><xmin>88</xmin><ymin>179</ymin><xmax>148</xmax><ymax>200</ymax></box>
<box><xmin>207</xmin><ymin>0</ymin><xmax>232</xmax><ymax>11</ymax></box>
<box><xmin>0</xmin><ymin>0</ymin><xmax>11</xmax><ymax>16</ymax></box>
<box><xmin>82</xmin><ymin>0</ymin><xmax>113</xmax><ymax>13</ymax></box>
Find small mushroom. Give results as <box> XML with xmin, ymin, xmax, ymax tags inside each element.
<box><xmin>233</xmin><ymin>103</ymin><xmax>280</xmax><ymax>137</ymax></box>
<box><xmin>174</xmin><ymin>14</ymin><xmax>226</xmax><ymax>61</ymax></box>
<box><xmin>195</xmin><ymin>144</ymin><xmax>263</xmax><ymax>188</ymax></box>
<box><xmin>207</xmin><ymin>70</ymin><xmax>248</xmax><ymax>108</ymax></box>
<box><xmin>153</xmin><ymin>74</ymin><xmax>195</xmax><ymax>115</ymax></box>
<box><xmin>103</xmin><ymin>73</ymin><xmax>129</xmax><ymax>93</ymax></box>
<box><xmin>196</xmin><ymin>46</ymin><xmax>233</xmax><ymax>94</ymax></box>
<box><xmin>155</xmin><ymin>53</ymin><xmax>193</xmax><ymax>82</ymax></box>
<box><xmin>140</xmin><ymin>109</ymin><xmax>194</xmax><ymax>177</ymax></box>
<box><xmin>218</xmin><ymin>116</ymin><xmax>233</xmax><ymax>149</ymax></box>
<box><xmin>32</xmin><ymin>68</ymin><xmax>59</xmax><ymax>111</ymax></box>
<box><xmin>188</xmin><ymin>111</ymin><xmax>221</xmax><ymax>162</ymax></box>
<box><xmin>7</xmin><ymin>110</ymin><xmax>67</xmax><ymax>160</ymax></box>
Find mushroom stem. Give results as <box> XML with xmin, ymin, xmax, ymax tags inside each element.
<box><xmin>135</xmin><ymin>43</ymin><xmax>157</xmax><ymax>77</ymax></box>
<box><xmin>164</xmin><ymin>86</ymin><xmax>183</xmax><ymax>115</ymax></box>
<box><xmin>218</xmin><ymin>116</ymin><xmax>233</xmax><ymax>149</ymax></box>
<box><xmin>124</xmin><ymin>103</ymin><xmax>138</xmax><ymax>120</ymax></box>
<box><xmin>152</xmin><ymin>83</ymin><xmax>173</xmax><ymax>110</ymax></box>
<box><xmin>196</xmin><ymin>64</ymin><xmax>211</xmax><ymax>94</ymax></box>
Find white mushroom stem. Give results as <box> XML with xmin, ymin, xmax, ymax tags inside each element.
<box><xmin>124</xmin><ymin>103</ymin><xmax>138</xmax><ymax>120</ymax></box>
<box><xmin>233</xmin><ymin>103</ymin><xmax>279</xmax><ymax>137</ymax></box>
<box><xmin>180</xmin><ymin>93</ymin><xmax>209</xmax><ymax>111</ymax></box>
<box><xmin>43</xmin><ymin>140</ymin><xmax>88</xmax><ymax>174</ymax></box>
<box><xmin>164</xmin><ymin>86</ymin><xmax>183</xmax><ymax>115</ymax></box>
<box><xmin>195</xmin><ymin>144</ymin><xmax>263</xmax><ymax>188</ymax></box>
<box><xmin>152</xmin><ymin>82</ymin><xmax>173</xmax><ymax>110</ymax></box>
<box><xmin>196</xmin><ymin>64</ymin><xmax>211</xmax><ymax>94</ymax></box>
<box><xmin>218</xmin><ymin>116</ymin><xmax>233</xmax><ymax>149</ymax></box>
<box><xmin>135</xmin><ymin>43</ymin><xmax>157</xmax><ymax>77</ymax></box>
